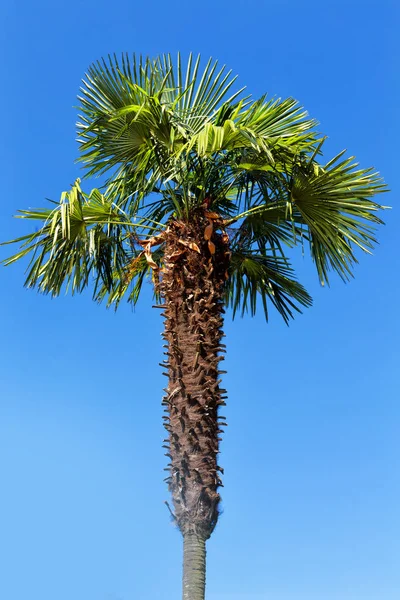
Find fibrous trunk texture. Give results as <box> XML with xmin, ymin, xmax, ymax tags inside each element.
<box><xmin>182</xmin><ymin>532</ymin><xmax>206</xmax><ymax>600</ymax></box>
<box><xmin>160</xmin><ymin>211</ymin><xmax>229</xmax><ymax>542</ymax></box>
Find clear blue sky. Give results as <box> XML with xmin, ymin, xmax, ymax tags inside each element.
<box><xmin>0</xmin><ymin>1</ymin><xmax>398</xmax><ymax>599</ymax></box>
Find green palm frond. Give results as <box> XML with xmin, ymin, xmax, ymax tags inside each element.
<box><xmin>230</xmin><ymin>202</ymin><xmax>299</xmax><ymax>256</ymax></box>
<box><xmin>237</xmin><ymin>95</ymin><xmax>317</xmax><ymax>146</ymax></box>
<box><xmin>227</xmin><ymin>250</ymin><xmax>312</xmax><ymax>323</ymax></box>
<box><xmin>2</xmin><ymin>180</ymin><xmax>161</xmax><ymax>296</ymax></box>
<box><xmin>77</xmin><ymin>53</ymin><xmax>244</xmax><ymax>183</ymax></box>
<box><xmin>155</xmin><ymin>53</ymin><xmax>246</xmax><ymax>132</ymax></box>
<box><xmin>182</xmin><ymin>95</ymin><xmax>318</xmax><ymax>159</ymax></box>
<box><xmin>289</xmin><ymin>150</ymin><xmax>387</xmax><ymax>284</ymax></box>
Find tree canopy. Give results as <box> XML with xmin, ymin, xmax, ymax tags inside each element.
<box><xmin>2</xmin><ymin>53</ymin><xmax>387</xmax><ymax>323</ymax></box>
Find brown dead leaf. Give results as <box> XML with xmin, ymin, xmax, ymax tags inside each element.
<box><xmin>189</xmin><ymin>242</ymin><xmax>201</xmax><ymax>253</ymax></box>
<box><xmin>204</xmin><ymin>220</ymin><xmax>213</xmax><ymax>241</ymax></box>
<box><xmin>144</xmin><ymin>244</ymin><xmax>158</xmax><ymax>269</ymax></box>
<box><xmin>145</xmin><ymin>254</ymin><xmax>158</xmax><ymax>269</ymax></box>
<box><xmin>169</xmin><ymin>249</ymin><xmax>186</xmax><ymax>262</ymax></box>
<box><xmin>137</xmin><ymin>233</ymin><xmax>165</xmax><ymax>248</ymax></box>
<box><xmin>178</xmin><ymin>239</ymin><xmax>201</xmax><ymax>253</ymax></box>
<box><xmin>208</xmin><ymin>240</ymin><xmax>216</xmax><ymax>255</ymax></box>
<box><xmin>204</xmin><ymin>211</ymin><xmax>221</xmax><ymax>220</ymax></box>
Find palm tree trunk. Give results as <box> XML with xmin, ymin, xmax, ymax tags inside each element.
<box><xmin>182</xmin><ymin>532</ymin><xmax>206</xmax><ymax>600</ymax></box>
<box><xmin>159</xmin><ymin>212</ymin><xmax>230</xmax><ymax>598</ymax></box>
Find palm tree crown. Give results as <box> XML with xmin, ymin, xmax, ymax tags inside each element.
<box><xmin>3</xmin><ymin>53</ymin><xmax>386</xmax><ymax>322</ymax></box>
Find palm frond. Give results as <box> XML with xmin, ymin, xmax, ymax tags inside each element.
<box><xmin>77</xmin><ymin>53</ymin><xmax>245</xmax><ymax>183</ymax></box>
<box><xmin>237</xmin><ymin>95</ymin><xmax>317</xmax><ymax>146</ymax></box>
<box><xmin>289</xmin><ymin>150</ymin><xmax>387</xmax><ymax>284</ymax></box>
<box><xmin>1</xmin><ymin>180</ymin><xmax>161</xmax><ymax>296</ymax></box>
<box><xmin>227</xmin><ymin>250</ymin><xmax>312</xmax><ymax>323</ymax></box>
<box><xmin>230</xmin><ymin>202</ymin><xmax>298</xmax><ymax>254</ymax></box>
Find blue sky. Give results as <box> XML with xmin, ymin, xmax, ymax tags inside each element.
<box><xmin>0</xmin><ymin>1</ymin><xmax>398</xmax><ymax>599</ymax></box>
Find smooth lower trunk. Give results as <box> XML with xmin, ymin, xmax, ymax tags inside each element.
<box><xmin>182</xmin><ymin>532</ymin><xmax>206</xmax><ymax>600</ymax></box>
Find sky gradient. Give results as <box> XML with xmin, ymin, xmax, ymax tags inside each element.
<box><xmin>0</xmin><ymin>1</ymin><xmax>399</xmax><ymax>599</ymax></box>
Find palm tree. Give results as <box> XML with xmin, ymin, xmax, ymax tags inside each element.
<box><xmin>2</xmin><ymin>54</ymin><xmax>387</xmax><ymax>600</ymax></box>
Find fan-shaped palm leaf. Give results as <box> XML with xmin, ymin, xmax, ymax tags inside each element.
<box><xmin>2</xmin><ymin>180</ymin><xmax>161</xmax><ymax>296</ymax></box>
